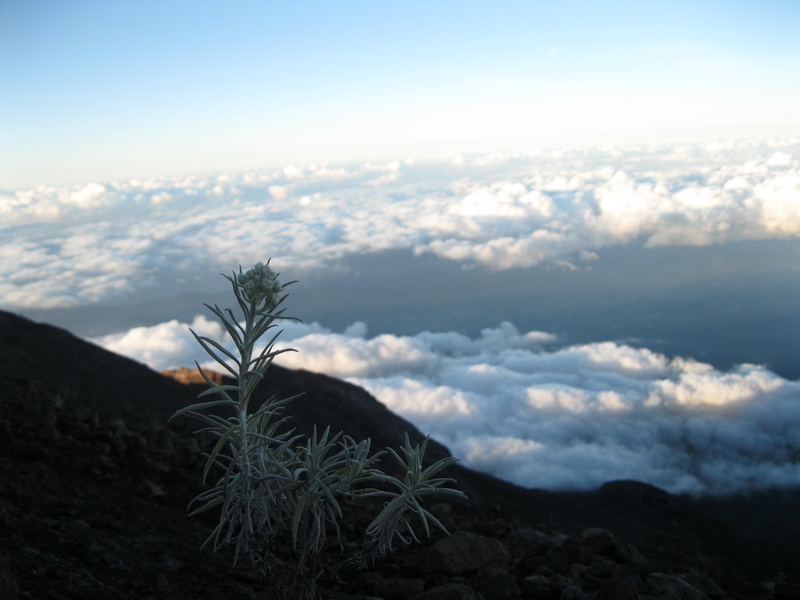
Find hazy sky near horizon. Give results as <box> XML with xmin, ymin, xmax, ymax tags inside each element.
<box><xmin>3</xmin><ymin>0</ymin><xmax>800</xmax><ymax>189</ymax></box>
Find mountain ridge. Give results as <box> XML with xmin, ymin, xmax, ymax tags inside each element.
<box><xmin>1</xmin><ymin>308</ymin><xmax>797</xmax><ymax>598</ymax></box>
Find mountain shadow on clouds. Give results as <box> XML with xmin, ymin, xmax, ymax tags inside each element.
<box><xmin>0</xmin><ymin>309</ymin><xmax>798</xmax><ymax>598</ymax></box>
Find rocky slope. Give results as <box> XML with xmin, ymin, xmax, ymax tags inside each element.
<box><xmin>0</xmin><ymin>309</ymin><xmax>798</xmax><ymax>599</ymax></box>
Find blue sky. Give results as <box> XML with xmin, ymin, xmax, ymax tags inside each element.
<box><xmin>2</xmin><ymin>0</ymin><xmax>799</xmax><ymax>189</ymax></box>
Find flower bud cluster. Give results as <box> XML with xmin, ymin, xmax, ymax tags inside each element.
<box><xmin>237</xmin><ymin>262</ymin><xmax>282</xmax><ymax>310</ymax></box>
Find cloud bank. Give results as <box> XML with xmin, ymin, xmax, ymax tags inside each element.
<box><xmin>6</xmin><ymin>134</ymin><xmax>800</xmax><ymax>495</ymax></box>
<box><xmin>2</xmin><ymin>135</ymin><xmax>800</xmax><ymax>310</ymax></box>
<box><xmin>93</xmin><ymin>318</ymin><xmax>800</xmax><ymax>496</ymax></box>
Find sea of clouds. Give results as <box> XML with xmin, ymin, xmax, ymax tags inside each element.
<box><xmin>3</xmin><ymin>135</ymin><xmax>799</xmax><ymax>309</ymax></box>
<box><xmin>3</xmin><ymin>134</ymin><xmax>800</xmax><ymax>495</ymax></box>
<box><xmin>94</xmin><ymin>316</ymin><xmax>800</xmax><ymax>496</ymax></box>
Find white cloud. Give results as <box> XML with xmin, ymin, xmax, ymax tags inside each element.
<box><xmin>94</xmin><ymin>315</ymin><xmax>225</xmax><ymax>371</ymax></box>
<box><xmin>766</xmin><ymin>152</ymin><xmax>793</xmax><ymax>167</ymax></box>
<box><xmin>5</xmin><ymin>133</ymin><xmax>800</xmax><ymax>495</ymax></box>
<box><xmin>268</xmin><ymin>185</ymin><xmax>291</xmax><ymax>200</ymax></box>
<box><xmin>91</xmin><ymin>315</ymin><xmax>800</xmax><ymax>496</ymax></box>
<box><xmin>3</xmin><ymin>136</ymin><xmax>800</xmax><ymax>309</ymax></box>
<box><xmin>69</xmin><ymin>183</ymin><xmax>112</xmax><ymax>209</ymax></box>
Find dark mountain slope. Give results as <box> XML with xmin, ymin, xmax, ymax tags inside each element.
<box><xmin>0</xmin><ymin>309</ymin><xmax>579</xmax><ymax>522</ymax></box>
<box><xmin>1</xmin><ymin>309</ymin><xmax>797</xmax><ymax>599</ymax></box>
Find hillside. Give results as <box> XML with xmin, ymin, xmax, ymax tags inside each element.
<box><xmin>0</xmin><ymin>309</ymin><xmax>797</xmax><ymax>599</ymax></box>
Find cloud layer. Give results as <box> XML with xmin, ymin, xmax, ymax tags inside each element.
<box><xmin>94</xmin><ymin>317</ymin><xmax>800</xmax><ymax>496</ymax></box>
<box><xmin>6</xmin><ymin>135</ymin><xmax>800</xmax><ymax>495</ymax></box>
<box><xmin>2</xmin><ymin>135</ymin><xmax>799</xmax><ymax>309</ymax></box>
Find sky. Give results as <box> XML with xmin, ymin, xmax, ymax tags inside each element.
<box><xmin>2</xmin><ymin>0</ymin><xmax>800</xmax><ymax>189</ymax></box>
<box><xmin>2</xmin><ymin>1</ymin><xmax>800</xmax><ymax>495</ymax></box>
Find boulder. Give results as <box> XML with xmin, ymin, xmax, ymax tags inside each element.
<box><xmin>428</xmin><ymin>531</ymin><xmax>511</xmax><ymax>575</ymax></box>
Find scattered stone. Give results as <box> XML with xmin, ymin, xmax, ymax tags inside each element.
<box><xmin>581</xmin><ymin>528</ymin><xmax>616</xmax><ymax>555</ymax></box>
<box><xmin>380</xmin><ymin>577</ymin><xmax>426</xmax><ymax>600</ymax></box>
<box><xmin>560</xmin><ymin>584</ymin><xmax>588</xmax><ymax>600</ymax></box>
<box><xmin>0</xmin><ymin>554</ymin><xmax>18</xmax><ymax>600</ymax></box>
<box><xmin>598</xmin><ymin>576</ymin><xmax>638</xmax><ymax>600</ymax></box>
<box><xmin>646</xmin><ymin>572</ymin><xmax>710</xmax><ymax>600</ymax></box>
<box><xmin>158</xmin><ymin>553</ymin><xmax>184</xmax><ymax>573</ymax></box>
<box><xmin>473</xmin><ymin>567</ymin><xmax>520</xmax><ymax>600</ymax></box>
<box><xmin>409</xmin><ymin>582</ymin><xmax>485</xmax><ymax>600</ymax></box>
<box><xmin>141</xmin><ymin>478</ymin><xmax>167</xmax><ymax>496</ymax></box>
<box><xmin>428</xmin><ymin>531</ymin><xmax>511</xmax><ymax>575</ymax></box>
<box><xmin>506</xmin><ymin>527</ymin><xmax>548</xmax><ymax>549</ymax></box>
<box><xmin>519</xmin><ymin>575</ymin><xmax>553</xmax><ymax>599</ymax></box>
<box><xmin>774</xmin><ymin>581</ymin><xmax>800</xmax><ymax>600</ymax></box>
<box><xmin>679</xmin><ymin>571</ymin><xmax>724</xmax><ymax>598</ymax></box>
<box><xmin>69</xmin><ymin>518</ymin><xmax>91</xmax><ymax>533</ymax></box>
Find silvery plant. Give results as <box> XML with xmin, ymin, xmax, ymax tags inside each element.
<box><xmin>171</xmin><ymin>261</ymin><xmax>465</xmax><ymax>599</ymax></box>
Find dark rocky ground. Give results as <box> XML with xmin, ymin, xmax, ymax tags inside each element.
<box><xmin>1</xmin><ymin>309</ymin><xmax>798</xmax><ymax>599</ymax></box>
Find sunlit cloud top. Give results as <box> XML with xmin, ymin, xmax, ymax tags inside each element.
<box><xmin>2</xmin><ymin>0</ymin><xmax>800</xmax><ymax>189</ymax></box>
<box><xmin>93</xmin><ymin>314</ymin><xmax>800</xmax><ymax>495</ymax></box>
<box><xmin>2</xmin><ymin>136</ymin><xmax>798</xmax><ymax>311</ymax></box>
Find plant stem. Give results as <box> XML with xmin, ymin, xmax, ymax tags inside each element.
<box><xmin>237</xmin><ymin>302</ymin><xmax>257</xmax><ymax>546</ymax></box>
